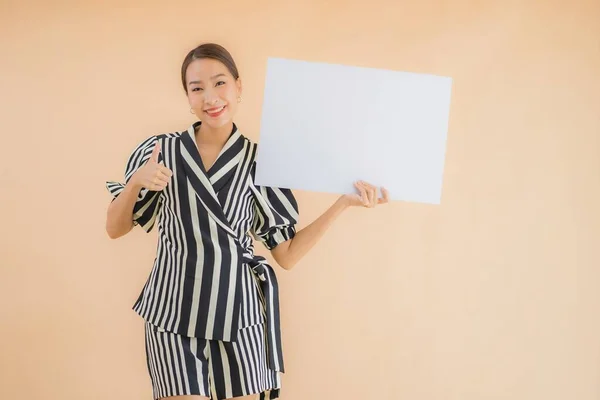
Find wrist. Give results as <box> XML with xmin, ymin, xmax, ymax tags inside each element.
<box><xmin>336</xmin><ymin>195</ymin><xmax>351</xmax><ymax>210</ymax></box>
<box><xmin>127</xmin><ymin>173</ymin><xmax>144</xmax><ymax>192</ymax></box>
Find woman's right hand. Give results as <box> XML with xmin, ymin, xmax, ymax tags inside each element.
<box><xmin>131</xmin><ymin>141</ymin><xmax>173</xmax><ymax>191</ymax></box>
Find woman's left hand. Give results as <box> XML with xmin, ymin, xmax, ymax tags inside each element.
<box><xmin>341</xmin><ymin>181</ymin><xmax>390</xmax><ymax>208</ymax></box>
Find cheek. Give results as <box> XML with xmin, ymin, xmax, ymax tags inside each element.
<box><xmin>226</xmin><ymin>102</ymin><xmax>238</xmax><ymax>115</ymax></box>
<box><xmin>219</xmin><ymin>86</ymin><xmax>237</xmax><ymax>101</ymax></box>
<box><xmin>225</xmin><ymin>90</ymin><xmax>238</xmax><ymax>108</ymax></box>
<box><xmin>188</xmin><ymin>93</ymin><xmax>203</xmax><ymax>107</ymax></box>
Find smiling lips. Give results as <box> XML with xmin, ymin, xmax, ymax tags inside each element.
<box><xmin>204</xmin><ymin>105</ymin><xmax>226</xmax><ymax>118</ymax></box>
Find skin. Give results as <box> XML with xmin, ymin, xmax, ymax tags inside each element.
<box><xmin>106</xmin><ymin>57</ymin><xmax>390</xmax><ymax>400</ymax></box>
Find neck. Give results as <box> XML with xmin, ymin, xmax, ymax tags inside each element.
<box><xmin>196</xmin><ymin>120</ymin><xmax>234</xmax><ymax>147</ymax></box>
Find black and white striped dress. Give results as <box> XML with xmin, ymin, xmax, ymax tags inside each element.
<box><xmin>106</xmin><ymin>121</ymin><xmax>298</xmax><ymax>400</ymax></box>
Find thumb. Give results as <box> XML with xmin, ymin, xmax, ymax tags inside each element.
<box><xmin>150</xmin><ymin>141</ymin><xmax>161</xmax><ymax>163</ymax></box>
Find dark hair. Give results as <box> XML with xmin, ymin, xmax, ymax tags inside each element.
<box><xmin>181</xmin><ymin>43</ymin><xmax>240</xmax><ymax>93</ymax></box>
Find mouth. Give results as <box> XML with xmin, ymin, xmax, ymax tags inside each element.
<box><xmin>204</xmin><ymin>105</ymin><xmax>227</xmax><ymax>118</ymax></box>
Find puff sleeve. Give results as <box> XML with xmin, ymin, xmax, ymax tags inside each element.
<box><xmin>251</xmin><ymin>184</ymin><xmax>299</xmax><ymax>250</ymax></box>
<box><xmin>105</xmin><ymin>136</ymin><xmax>163</xmax><ymax>233</ymax></box>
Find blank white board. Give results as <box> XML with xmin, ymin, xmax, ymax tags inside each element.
<box><xmin>255</xmin><ymin>57</ymin><xmax>453</xmax><ymax>204</ymax></box>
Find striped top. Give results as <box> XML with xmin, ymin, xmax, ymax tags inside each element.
<box><xmin>106</xmin><ymin>121</ymin><xmax>298</xmax><ymax>372</ymax></box>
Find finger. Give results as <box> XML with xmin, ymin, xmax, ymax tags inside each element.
<box><xmin>154</xmin><ymin>175</ymin><xmax>170</xmax><ymax>186</ymax></box>
<box><xmin>159</xmin><ymin>165</ymin><xmax>174</xmax><ymax>178</ymax></box>
<box><xmin>151</xmin><ymin>181</ymin><xmax>167</xmax><ymax>191</ymax></box>
<box><xmin>150</xmin><ymin>141</ymin><xmax>161</xmax><ymax>163</ymax></box>
<box><xmin>370</xmin><ymin>187</ymin><xmax>377</xmax><ymax>207</ymax></box>
<box><xmin>357</xmin><ymin>182</ymin><xmax>370</xmax><ymax>206</ymax></box>
<box><xmin>148</xmin><ymin>175</ymin><xmax>166</xmax><ymax>189</ymax></box>
<box><xmin>354</xmin><ymin>182</ymin><xmax>369</xmax><ymax>206</ymax></box>
<box><xmin>378</xmin><ymin>187</ymin><xmax>390</xmax><ymax>204</ymax></box>
<box><xmin>360</xmin><ymin>180</ymin><xmax>375</xmax><ymax>189</ymax></box>
<box><xmin>364</xmin><ymin>186</ymin><xmax>374</xmax><ymax>207</ymax></box>
<box><xmin>157</xmin><ymin>169</ymin><xmax>172</xmax><ymax>181</ymax></box>
<box><xmin>360</xmin><ymin>181</ymin><xmax>376</xmax><ymax>207</ymax></box>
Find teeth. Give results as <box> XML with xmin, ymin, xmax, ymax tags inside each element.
<box><xmin>206</xmin><ymin>106</ymin><xmax>224</xmax><ymax>114</ymax></box>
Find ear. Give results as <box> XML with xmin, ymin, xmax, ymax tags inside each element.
<box><xmin>236</xmin><ymin>77</ymin><xmax>243</xmax><ymax>97</ymax></box>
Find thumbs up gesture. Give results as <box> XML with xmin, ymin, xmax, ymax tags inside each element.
<box><xmin>132</xmin><ymin>141</ymin><xmax>173</xmax><ymax>191</ymax></box>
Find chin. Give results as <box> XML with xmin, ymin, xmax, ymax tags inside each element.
<box><xmin>203</xmin><ymin>117</ymin><xmax>233</xmax><ymax>129</ymax></box>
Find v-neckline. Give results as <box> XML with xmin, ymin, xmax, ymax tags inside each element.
<box><xmin>190</xmin><ymin>121</ymin><xmax>239</xmax><ymax>176</ymax></box>
<box><xmin>178</xmin><ymin>121</ymin><xmax>250</xmax><ymax>235</ymax></box>
<box><xmin>199</xmin><ymin>147</ymin><xmax>219</xmax><ymax>174</ymax></box>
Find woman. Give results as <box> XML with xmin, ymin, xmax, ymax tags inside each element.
<box><xmin>106</xmin><ymin>43</ymin><xmax>389</xmax><ymax>400</ymax></box>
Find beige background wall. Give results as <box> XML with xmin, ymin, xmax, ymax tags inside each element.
<box><xmin>1</xmin><ymin>0</ymin><xmax>599</xmax><ymax>399</ymax></box>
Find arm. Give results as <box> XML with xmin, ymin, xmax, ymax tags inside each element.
<box><xmin>271</xmin><ymin>196</ymin><xmax>349</xmax><ymax>270</ymax></box>
<box><xmin>106</xmin><ymin>181</ymin><xmax>143</xmax><ymax>239</ymax></box>
<box><xmin>105</xmin><ymin>140</ymin><xmax>172</xmax><ymax>239</ymax></box>
<box><xmin>271</xmin><ymin>181</ymin><xmax>389</xmax><ymax>270</ymax></box>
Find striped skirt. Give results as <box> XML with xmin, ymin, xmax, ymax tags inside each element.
<box><xmin>144</xmin><ymin>320</ymin><xmax>281</xmax><ymax>399</ymax></box>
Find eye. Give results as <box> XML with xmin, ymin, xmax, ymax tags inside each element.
<box><xmin>191</xmin><ymin>87</ymin><xmax>203</xmax><ymax>92</ymax></box>
<box><xmin>216</xmin><ymin>81</ymin><xmax>226</xmax><ymax>86</ymax></box>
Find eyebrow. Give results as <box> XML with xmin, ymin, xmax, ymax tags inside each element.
<box><xmin>188</xmin><ymin>73</ymin><xmax>227</xmax><ymax>86</ymax></box>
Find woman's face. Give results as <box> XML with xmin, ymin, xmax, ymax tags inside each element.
<box><xmin>186</xmin><ymin>58</ymin><xmax>242</xmax><ymax>130</ymax></box>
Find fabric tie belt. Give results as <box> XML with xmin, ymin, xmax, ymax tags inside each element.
<box><xmin>243</xmin><ymin>254</ymin><xmax>285</xmax><ymax>373</ymax></box>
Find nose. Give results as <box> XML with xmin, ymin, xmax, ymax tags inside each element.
<box><xmin>204</xmin><ymin>96</ymin><xmax>218</xmax><ymax>105</ymax></box>
<box><xmin>202</xmin><ymin>88</ymin><xmax>219</xmax><ymax>105</ymax></box>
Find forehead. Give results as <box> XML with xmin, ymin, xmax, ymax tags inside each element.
<box><xmin>186</xmin><ymin>58</ymin><xmax>230</xmax><ymax>81</ymax></box>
